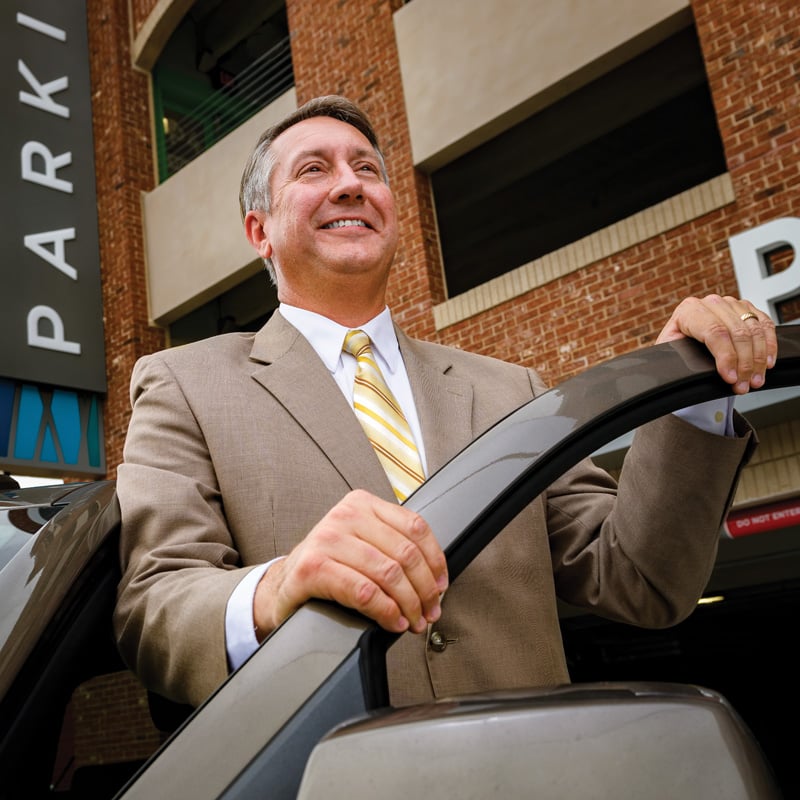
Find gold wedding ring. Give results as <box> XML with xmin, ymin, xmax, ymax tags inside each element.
<box><xmin>740</xmin><ymin>312</ymin><xmax>758</xmax><ymax>322</ymax></box>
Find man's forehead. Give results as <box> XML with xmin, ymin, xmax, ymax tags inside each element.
<box><xmin>272</xmin><ymin>116</ymin><xmax>374</xmax><ymax>161</ymax></box>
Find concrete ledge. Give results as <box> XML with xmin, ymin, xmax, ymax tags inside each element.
<box><xmin>131</xmin><ymin>0</ymin><xmax>193</xmax><ymax>72</ymax></box>
<box><xmin>141</xmin><ymin>89</ymin><xmax>296</xmax><ymax>325</ymax></box>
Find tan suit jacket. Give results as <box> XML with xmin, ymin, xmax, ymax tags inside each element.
<box><xmin>114</xmin><ymin>311</ymin><xmax>753</xmax><ymax>708</ymax></box>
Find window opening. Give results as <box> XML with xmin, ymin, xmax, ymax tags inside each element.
<box><xmin>432</xmin><ymin>26</ymin><xmax>727</xmax><ymax>298</ymax></box>
<box><xmin>152</xmin><ymin>1</ymin><xmax>292</xmax><ymax>181</ymax></box>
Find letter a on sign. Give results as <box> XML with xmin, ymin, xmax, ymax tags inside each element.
<box><xmin>24</xmin><ymin>228</ymin><xmax>77</xmax><ymax>279</ymax></box>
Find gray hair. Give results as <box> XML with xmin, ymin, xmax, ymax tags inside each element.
<box><xmin>239</xmin><ymin>95</ymin><xmax>389</xmax><ymax>282</ymax></box>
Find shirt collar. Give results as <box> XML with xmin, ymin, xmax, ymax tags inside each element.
<box><xmin>279</xmin><ymin>304</ymin><xmax>402</xmax><ymax>375</ymax></box>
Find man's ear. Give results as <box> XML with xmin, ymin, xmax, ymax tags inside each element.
<box><xmin>244</xmin><ymin>210</ymin><xmax>272</xmax><ymax>259</ymax></box>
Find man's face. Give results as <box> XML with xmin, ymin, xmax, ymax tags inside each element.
<box><xmin>253</xmin><ymin>116</ymin><xmax>399</xmax><ymax>298</ymax></box>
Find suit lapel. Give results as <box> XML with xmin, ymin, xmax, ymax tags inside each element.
<box><xmin>249</xmin><ymin>312</ymin><xmax>395</xmax><ymax>500</ymax></box>
<box><xmin>397</xmin><ymin>329</ymin><xmax>475</xmax><ymax>477</ymax></box>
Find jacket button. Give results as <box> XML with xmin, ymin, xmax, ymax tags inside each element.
<box><xmin>429</xmin><ymin>631</ymin><xmax>447</xmax><ymax>652</ymax></box>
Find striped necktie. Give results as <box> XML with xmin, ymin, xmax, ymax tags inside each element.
<box><xmin>343</xmin><ymin>329</ymin><xmax>425</xmax><ymax>502</ymax></box>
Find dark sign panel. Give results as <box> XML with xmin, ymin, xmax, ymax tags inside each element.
<box><xmin>0</xmin><ymin>1</ymin><xmax>105</xmax><ymax>393</ymax></box>
<box><xmin>0</xmin><ymin>2</ymin><xmax>105</xmax><ymax>476</ymax></box>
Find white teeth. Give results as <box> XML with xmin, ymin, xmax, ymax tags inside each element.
<box><xmin>323</xmin><ymin>219</ymin><xmax>367</xmax><ymax>229</ymax></box>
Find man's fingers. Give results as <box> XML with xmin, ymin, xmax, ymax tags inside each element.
<box><xmin>656</xmin><ymin>295</ymin><xmax>777</xmax><ymax>394</ymax></box>
<box><xmin>310</xmin><ymin>556</ymin><xmax>420</xmax><ymax>633</ymax></box>
<box><xmin>737</xmin><ymin>301</ymin><xmax>778</xmax><ymax>370</ymax></box>
<box><xmin>291</xmin><ymin>536</ymin><xmax>440</xmax><ymax>634</ymax></box>
<box><xmin>372</xmin><ymin>496</ymin><xmax>449</xmax><ymax>587</ymax></box>
<box><xmin>714</xmin><ymin>296</ymin><xmax>776</xmax><ymax>392</ymax></box>
<box><xmin>256</xmin><ymin>490</ymin><xmax>447</xmax><ymax>636</ymax></box>
<box><xmin>343</xmin><ymin>493</ymin><xmax>446</xmax><ymax>631</ymax></box>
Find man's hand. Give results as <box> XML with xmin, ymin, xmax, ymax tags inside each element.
<box><xmin>656</xmin><ymin>295</ymin><xmax>778</xmax><ymax>394</ymax></box>
<box><xmin>253</xmin><ymin>489</ymin><xmax>448</xmax><ymax>640</ymax></box>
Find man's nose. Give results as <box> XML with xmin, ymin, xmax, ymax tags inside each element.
<box><xmin>330</xmin><ymin>166</ymin><xmax>364</xmax><ymax>201</ymax></box>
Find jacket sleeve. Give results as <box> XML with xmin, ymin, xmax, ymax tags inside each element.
<box><xmin>547</xmin><ymin>410</ymin><xmax>755</xmax><ymax>626</ymax></box>
<box><xmin>113</xmin><ymin>353</ymin><xmax>259</xmax><ymax>708</ymax></box>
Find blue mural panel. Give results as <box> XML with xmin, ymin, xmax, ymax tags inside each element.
<box><xmin>0</xmin><ymin>379</ymin><xmax>105</xmax><ymax>476</ymax></box>
<box><xmin>0</xmin><ymin>379</ymin><xmax>14</xmax><ymax>458</ymax></box>
<box><xmin>51</xmin><ymin>390</ymin><xmax>82</xmax><ymax>464</ymax></box>
<box><xmin>14</xmin><ymin>385</ymin><xmax>43</xmax><ymax>460</ymax></box>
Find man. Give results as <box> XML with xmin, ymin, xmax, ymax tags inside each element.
<box><xmin>114</xmin><ymin>96</ymin><xmax>776</xmax><ymax>710</ymax></box>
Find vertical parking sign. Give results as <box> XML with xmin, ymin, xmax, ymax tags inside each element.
<box><xmin>0</xmin><ymin>2</ymin><xmax>105</xmax><ymax>475</ymax></box>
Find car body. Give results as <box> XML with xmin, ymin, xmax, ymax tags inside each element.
<box><xmin>2</xmin><ymin>327</ymin><xmax>799</xmax><ymax>799</ymax></box>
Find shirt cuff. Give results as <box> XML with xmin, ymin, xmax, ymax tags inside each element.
<box><xmin>225</xmin><ymin>556</ymin><xmax>285</xmax><ymax>671</ymax></box>
<box><xmin>673</xmin><ymin>396</ymin><xmax>735</xmax><ymax>437</ymax></box>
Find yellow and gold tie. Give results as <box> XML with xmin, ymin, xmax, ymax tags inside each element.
<box><xmin>343</xmin><ymin>329</ymin><xmax>425</xmax><ymax>502</ymax></box>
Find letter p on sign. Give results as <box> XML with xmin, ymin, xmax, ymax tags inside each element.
<box><xmin>729</xmin><ymin>217</ymin><xmax>800</xmax><ymax>322</ymax></box>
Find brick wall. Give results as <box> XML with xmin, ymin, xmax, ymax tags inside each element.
<box><xmin>71</xmin><ymin>672</ymin><xmax>163</xmax><ymax>769</ymax></box>
<box><xmin>287</xmin><ymin>0</ymin><xmax>445</xmax><ymax>340</ymax></box>
<box><xmin>87</xmin><ymin>0</ymin><xmax>164</xmax><ymax>478</ymax></box>
<box><xmin>696</xmin><ymin>0</ymin><xmax>800</xmax><ymax>221</ymax></box>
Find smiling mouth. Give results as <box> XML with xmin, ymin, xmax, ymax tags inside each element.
<box><xmin>321</xmin><ymin>219</ymin><xmax>371</xmax><ymax>230</ymax></box>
